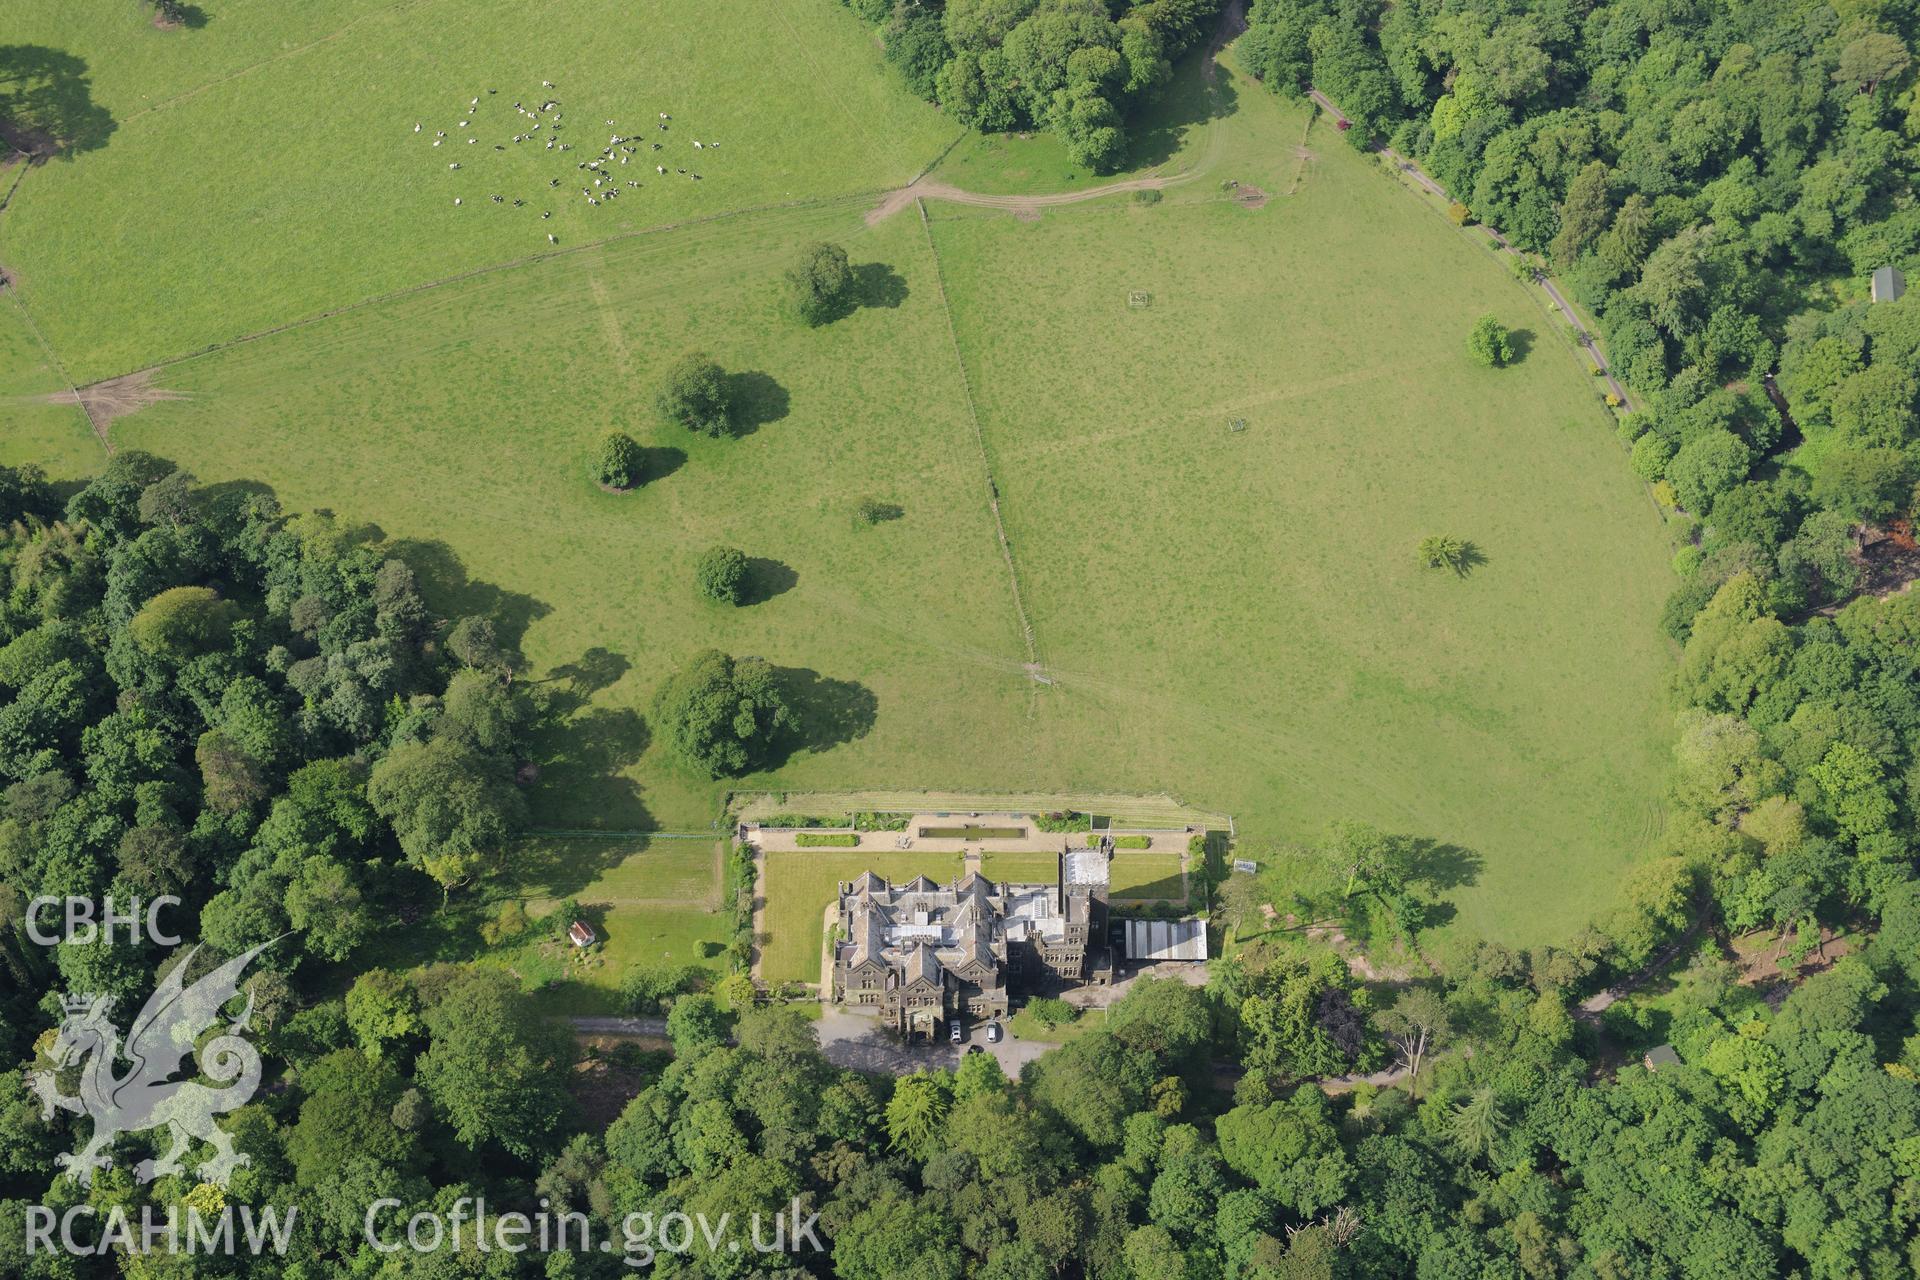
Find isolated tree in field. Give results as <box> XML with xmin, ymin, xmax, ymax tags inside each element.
<box><xmin>694</xmin><ymin>545</ymin><xmax>750</xmax><ymax>605</ymax></box>
<box><xmin>651</xmin><ymin>649</ymin><xmax>793</xmax><ymax>777</ymax></box>
<box><xmin>1466</xmin><ymin>314</ymin><xmax>1514</xmax><ymax>367</ymax></box>
<box><xmin>781</xmin><ymin>241</ymin><xmax>855</xmax><ymax>326</ymax></box>
<box><xmin>1417</xmin><ymin>534</ymin><xmax>1473</xmax><ymax>575</ymax></box>
<box><xmin>654</xmin><ymin>351</ymin><xmax>734</xmax><ymax>437</ymax></box>
<box><xmin>592</xmin><ymin>431</ymin><xmax>644</xmax><ymax>489</ymax></box>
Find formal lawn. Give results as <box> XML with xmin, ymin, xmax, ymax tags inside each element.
<box><xmin>979</xmin><ymin>851</ymin><xmax>1062</xmax><ymax>885</ymax></box>
<box><xmin>1109</xmin><ymin>853</ymin><xmax>1186</xmax><ymax>903</ymax></box>
<box><xmin>1</xmin><ymin>0</ymin><xmax>958</xmax><ymax>381</ymax></box>
<box><xmin>758</xmin><ymin>850</ymin><xmax>965</xmax><ymax>986</ymax></box>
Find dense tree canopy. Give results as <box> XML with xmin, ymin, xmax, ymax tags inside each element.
<box><xmin>845</xmin><ymin>0</ymin><xmax>1227</xmax><ymax>169</ymax></box>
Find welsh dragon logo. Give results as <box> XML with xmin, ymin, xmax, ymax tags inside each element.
<box><xmin>28</xmin><ymin>940</ymin><xmax>278</xmax><ymax>1188</ymax></box>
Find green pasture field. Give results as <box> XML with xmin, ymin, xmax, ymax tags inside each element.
<box><xmin>0</xmin><ymin>299</ymin><xmax>100</xmax><ymax>479</ymax></box>
<box><xmin>926</xmin><ymin>57</ymin><xmax>1676</xmax><ymax>944</ymax></box>
<box><xmin>8</xmin><ymin>10</ymin><xmax>1676</xmax><ymax>953</ymax></box>
<box><xmin>1</xmin><ymin>0</ymin><xmax>958</xmax><ymax>381</ymax></box>
<box><xmin>759</xmin><ymin>851</ymin><xmax>965</xmax><ymax>986</ymax></box>
<box><xmin>353</xmin><ymin>835</ymin><xmax>727</xmax><ymax>1014</ymax></box>
<box><xmin>112</xmin><ymin>199</ymin><xmax>1036</xmax><ymax>831</ymax></box>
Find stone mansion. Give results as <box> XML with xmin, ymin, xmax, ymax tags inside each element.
<box><xmin>830</xmin><ymin>848</ymin><xmax>1113</xmax><ymax>1036</ymax></box>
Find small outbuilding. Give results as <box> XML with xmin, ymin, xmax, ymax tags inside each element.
<box><xmin>1872</xmin><ymin>266</ymin><xmax>1906</xmax><ymax>303</ymax></box>
<box><xmin>568</xmin><ymin>920</ymin><xmax>597</xmax><ymax>948</ymax></box>
<box><xmin>1642</xmin><ymin>1044</ymin><xmax>1680</xmax><ymax>1072</ymax></box>
<box><xmin>1123</xmin><ymin>918</ymin><xmax>1209</xmax><ymax>962</ymax></box>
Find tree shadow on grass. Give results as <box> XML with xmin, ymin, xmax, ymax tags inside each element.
<box><xmin>1507</xmin><ymin>329</ymin><xmax>1535</xmax><ymax>365</ymax></box>
<box><xmin>741</xmin><ymin>558</ymin><xmax>797</xmax><ymax>605</ymax></box>
<box><xmin>636</xmin><ymin>445</ymin><xmax>686</xmax><ymax>485</ymax></box>
<box><xmin>1428</xmin><ymin>542</ymin><xmax>1488</xmax><ymax>579</ymax></box>
<box><xmin>1410</xmin><ymin>839</ymin><xmax>1483</xmax><ymax>892</ymax></box>
<box><xmin>0</xmin><ymin>46</ymin><xmax>116</xmax><ymax>162</ymax></box>
<box><xmin>385</xmin><ymin>536</ymin><xmax>551</xmax><ymax>662</ymax></box>
<box><xmin>852</xmin><ymin>263</ymin><xmax>908</xmax><ymax>310</ymax></box>
<box><xmin>527</xmin><ymin>704</ymin><xmax>654</xmax><ymax>835</ymax></box>
<box><xmin>770</xmin><ymin>666</ymin><xmax>877</xmax><ymax>765</ymax></box>
<box><xmin>1124</xmin><ymin>47</ymin><xmax>1238</xmax><ymax>173</ymax></box>
<box><xmin>166</xmin><ymin>4</ymin><xmax>212</xmax><ymax>30</ymax></box>
<box><xmin>543</xmin><ymin>645</ymin><xmax>629</xmax><ymax>715</ymax></box>
<box><xmin>724</xmin><ymin>371</ymin><xmax>789</xmax><ymax>437</ymax></box>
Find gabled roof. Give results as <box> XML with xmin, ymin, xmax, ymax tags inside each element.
<box><xmin>902</xmin><ymin>874</ymin><xmax>939</xmax><ymax>893</ymax></box>
<box><xmin>847</xmin><ymin>906</ymin><xmax>888</xmax><ymax>969</ymax></box>
<box><xmin>904</xmin><ymin>943</ymin><xmax>943</xmax><ymax>988</ymax></box>
<box><xmin>955</xmin><ymin>870</ymin><xmax>996</xmax><ymax>900</ymax></box>
<box><xmin>849</xmin><ymin>870</ymin><xmax>889</xmax><ymax>894</ymax></box>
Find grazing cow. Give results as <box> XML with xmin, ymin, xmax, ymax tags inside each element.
<box><xmin>548</xmin><ymin>233</ymin><xmax>557</xmax><ymax>242</ymax></box>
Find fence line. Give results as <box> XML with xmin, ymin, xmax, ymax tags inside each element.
<box><xmin>914</xmin><ymin>198</ymin><xmax>1042</xmax><ymax>672</ymax></box>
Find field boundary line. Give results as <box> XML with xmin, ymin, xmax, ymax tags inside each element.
<box><xmin>4</xmin><ymin>289</ymin><xmax>108</xmax><ymax>452</ymax></box>
<box><xmin>99</xmin><ymin>188</ymin><xmax>884</xmax><ymax>386</ymax></box>
<box><xmin>913</xmin><ymin>197</ymin><xmax>1043</xmax><ymax>675</ymax></box>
